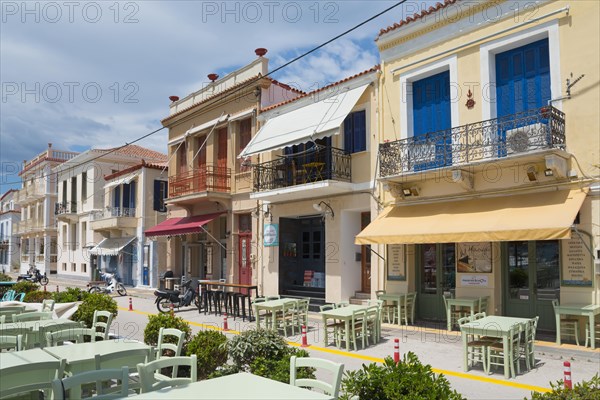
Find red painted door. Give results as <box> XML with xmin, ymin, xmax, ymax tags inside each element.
<box><xmin>196</xmin><ymin>136</ymin><xmax>207</xmax><ymax>191</ymax></box>
<box><xmin>216</xmin><ymin>128</ymin><xmax>228</xmax><ymax>190</ymax></box>
<box><xmin>238</xmin><ymin>233</ymin><xmax>252</xmax><ymax>294</ymax></box>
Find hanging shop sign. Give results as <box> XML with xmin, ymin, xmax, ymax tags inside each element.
<box><xmin>387</xmin><ymin>244</ymin><xmax>406</xmax><ymax>281</ymax></box>
<box><xmin>264</xmin><ymin>223</ymin><xmax>279</xmax><ymax>247</ymax></box>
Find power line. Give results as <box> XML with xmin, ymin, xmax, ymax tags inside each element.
<box><xmin>3</xmin><ymin>0</ymin><xmax>407</xmax><ymax>186</ymax></box>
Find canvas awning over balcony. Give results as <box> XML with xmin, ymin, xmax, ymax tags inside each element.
<box><xmin>239</xmin><ymin>84</ymin><xmax>369</xmax><ymax>158</ymax></box>
<box><xmin>145</xmin><ymin>212</ymin><xmax>224</xmax><ymax>238</ymax></box>
<box><xmin>89</xmin><ymin>237</ymin><xmax>136</xmax><ymax>256</ymax></box>
<box><xmin>104</xmin><ymin>172</ymin><xmax>140</xmax><ymax>189</ymax></box>
<box><xmin>355</xmin><ymin>189</ymin><xmax>588</xmax><ymax>245</ymax></box>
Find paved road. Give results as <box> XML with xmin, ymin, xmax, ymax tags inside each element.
<box><xmin>9</xmin><ymin>273</ymin><xmax>600</xmax><ymax>399</ymax></box>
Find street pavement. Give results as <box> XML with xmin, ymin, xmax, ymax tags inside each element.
<box><xmin>16</xmin><ymin>274</ymin><xmax>600</xmax><ymax>400</ymax></box>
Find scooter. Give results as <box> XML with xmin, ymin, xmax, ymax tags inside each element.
<box><xmin>154</xmin><ymin>277</ymin><xmax>199</xmax><ymax>313</ymax></box>
<box><xmin>88</xmin><ymin>271</ymin><xmax>127</xmax><ymax>296</ymax></box>
<box><xmin>17</xmin><ymin>267</ymin><xmax>49</xmax><ymax>286</ymax></box>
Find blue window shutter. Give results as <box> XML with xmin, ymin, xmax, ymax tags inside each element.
<box><xmin>122</xmin><ymin>184</ymin><xmax>130</xmax><ymax>210</ymax></box>
<box><xmin>353</xmin><ymin>110</ymin><xmax>366</xmax><ymax>152</ymax></box>
<box><xmin>129</xmin><ymin>181</ymin><xmax>136</xmax><ymax>209</ymax></box>
<box><xmin>153</xmin><ymin>180</ymin><xmax>160</xmax><ymax>211</ymax></box>
<box><xmin>113</xmin><ymin>186</ymin><xmax>121</xmax><ymax>208</ymax></box>
<box><xmin>344</xmin><ymin>116</ymin><xmax>353</xmax><ymax>153</ymax></box>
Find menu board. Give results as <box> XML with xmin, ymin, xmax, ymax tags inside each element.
<box><xmin>561</xmin><ymin>236</ymin><xmax>593</xmax><ymax>286</ymax></box>
<box><xmin>387</xmin><ymin>244</ymin><xmax>406</xmax><ymax>281</ymax></box>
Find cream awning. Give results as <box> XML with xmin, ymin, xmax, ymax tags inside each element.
<box><xmin>89</xmin><ymin>237</ymin><xmax>136</xmax><ymax>256</ymax></box>
<box><xmin>239</xmin><ymin>84</ymin><xmax>369</xmax><ymax>158</ymax></box>
<box><xmin>355</xmin><ymin>189</ymin><xmax>588</xmax><ymax>245</ymax></box>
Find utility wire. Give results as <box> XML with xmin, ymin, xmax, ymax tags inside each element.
<box><xmin>4</xmin><ymin>1</ymin><xmax>407</xmax><ymax>186</ymax></box>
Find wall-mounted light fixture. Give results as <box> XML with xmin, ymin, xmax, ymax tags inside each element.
<box><xmin>527</xmin><ymin>166</ymin><xmax>538</xmax><ymax>182</ymax></box>
<box><xmin>313</xmin><ymin>201</ymin><xmax>334</xmax><ymax>220</ymax></box>
<box><xmin>544</xmin><ymin>168</ymin><xmax>554</xmax><ymax>177</ymax></box>
<box><xmin>401</xmin><ymin>186</ymin><xmax>420</xmax><ymax>197</ymax></box>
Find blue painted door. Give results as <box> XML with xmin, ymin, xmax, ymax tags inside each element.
<box><xmin>412</xmin><ymin>71</ymin><xmax>451</xmax><ymax>170</ymax></box>
<box><xmin>496</xmin><ymin>39</ymin><xmax>551</xmax><ymax>154</ymax></box>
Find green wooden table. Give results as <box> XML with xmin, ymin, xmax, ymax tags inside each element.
<box><xmin>553</xmin><ymin>303</ymin><xmax>600</xmax><ymax>349</ymax></box>
<box><xmin>319</xmin><ymin>305</ymin><xmax>370</xmax><ymax>351</ymax></box>
<box><xmin>377</xmin><ymin>293</ymin><xmax>406</xmax><ymax>325</ymax></box>
<box><xmin>254</xmin><ymin>298</ymin><xmax>297</xmax><ymax>330</ymax></box>
<box><xmin>0</xmin><ymin>347</ymin><xmax>61</xmax><ymax>394</ymax></box>
<box><xmin>446</xmin><ymin>297</ymin><xmax>483</xmax><ymax>331</ymax></box>
<box><xmin>460</xmin><ymin>315</ymin><xmax>530</xmax><ymax>379</ymax></box>
<box><xmin>130</xmin><ymin>372</ymin><xmax>334</xmax><ymax>399</ymax></box>
<box><xmin>0</xmin><ymin>318</ymin><xmax>80</xmax><ymax>347</ymax></box>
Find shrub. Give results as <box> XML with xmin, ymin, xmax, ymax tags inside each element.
<box><xmin>53</xmin><ymin>287</ymin><xmax>88</xmax><ymax>303</ymax></box>
<box><xmin>226</xmin><ymin>329</ymin><xmax>289</xmax><ymax>371</ymax></box>
<box><xmin>143</xmin><ymin>313</ymin><xmax>192</xmax><ymax>351</ymax></box>
<box><xmin>24</xmin><ymin>290</ymin><xmax>54</xmax><ymax>303</ymax></box>
<box><xmin>72</xmin><ymin>293</ymin><xmax>118</xmax><ymax>328</ymax></box>
<box><xmin>186</xmin><ymin>330</ymin><xmax>228</xmax><ymax>380</ymax></box>
<box><xmin>0</xmin><ymin>273</ymin><xmax>12</xmax><ymax>281</ymax></box>
<box><xmin>13</xmin><ymin>281</ymin><xmax>40</xmax><ymax>294</ymax></box>
<box><xmin>528</xmin><ymin>374</ymin><xmax>600</xmax><ymax>399</ymax></box>
<box><xmin>250</xmin><ymin>348</ymin><xmax>314</xmax><ymax>384</ymax></box>
<box><xmin>340</xmin><ymin>353</ymin><xmax>465</xmax><ymax>400</ymax></box>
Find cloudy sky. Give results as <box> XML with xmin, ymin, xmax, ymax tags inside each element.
<box><xmin>0</xmin><ymin>0</ymin><xmax>436</xmax><ymax>193</ymax></box>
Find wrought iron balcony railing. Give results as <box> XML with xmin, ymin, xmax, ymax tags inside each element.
<box><xmin>91</xmin><ymin>206</ymin><xmax>136</xmax><ymax>221</ymax></box>
<box><xmin>169</xmin><ymin>164</ymin><xmax>231</xmax><ymax>198</ymax></box>
<box><xmin>253</xmin><ymin>146</ymin><xmax>352</xmax><ymax>192</ymax></box>
<box><xmin>379</xmin><ymin>106</ymin><xmax>566</xmax><ymax>178</ymax></box>
<box><xmin>55</xmin><ymin>201</ymin><xmax>77</xmax><ymax>215</ymax></box>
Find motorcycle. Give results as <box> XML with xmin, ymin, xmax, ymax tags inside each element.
<box><xmin>17</xmin><ymin>267</ymin><xmax>49</xmax><ymax>286</ymax></box>
<box><xmin>88</xmin><ymin>271</ymin><xmax>127</xmax><ymax>296</ymax></box>
<box><xmin>154</xmin><ymin>277</ymin><xmax>199</xmax><ymax>313</ymax></box>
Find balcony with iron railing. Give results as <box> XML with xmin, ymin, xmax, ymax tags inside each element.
<box><xmin>252</xmin><ymin>146</ymin><xmax>353</xmax><ymax>202</ymax></box>
<box><xmin>89</xmin><ymin>206</ymin><xmax>137</xmax><ymax>232</ymax></box>
<box><xmin>379</xmin><ymin>106</ymin><xmax>566</xmax><ymax>179</ymax></box>
<box><xmin>55</xmin><ymin>201</ymin><xmax>77</xmax><ymax>215</ymax></box>
<box><xmin>168</xmin><ymin>164</ymin><xmax>231</xmax><ymax>200</ymax></box>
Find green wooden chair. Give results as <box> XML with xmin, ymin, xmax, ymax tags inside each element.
<box><xmin>478</xmin><ymin>296</ymin><xmax>489</xmax><ymax>314</ymax></box>
<box><xmin>403</xmin><ymin>292</ymin><xmax>417</xmax><ymax>325</ymax></box>
<box><xmin>275</xmin><ymin>300</ymin><xmax>297</xmax><ymax>336</ymax></box>
<box><xmin>252</xmin><ymin>297</ymin><xmax>272</xmax><ymax>327</ymax></box>
<box><xmin>137</xmin><ymin>355</ymin><xmax>197</xmax><ymax>393</ymax></box>
<box><xmin>0</xmin><ymin>358</ymin><xmax>65</xmax><ymax>399</ymax></box>
<box><xmin>46</xmin><ymin>327</ymin><xmax>96</xmax><ymax>347</ymax></box>
<box><xmin>486</xmin><ymin>324</ymin><xmax>521</xmax><ymax>378</ymax></box>
<box><xmin>336</xmin><ymin>309</ymin><xmax>366</xmax><ymax>351</ymax></box>
<box><xmin>1</xmin><ymin>289</ymin><xmax>17</xmax><ymax>302</ymax></box>
<box><xmin>92</xmin><ymin>310</ymin><xmax>114</xmax><ymax>341</ymax></box>
<box><xmin>289</xmin><ymin>356</ymin><xmax>344</xmax><ymax>398</ymax></box>
<box><xmin>552</xmin><ymin>300</ymin><xmax>580</xmax><ymax>346</ymax></box>
<box><xmin>42</xmin><ymin>299</ymin><xmax>56</xmax><ymax>312</ymax></box>
<box><xmin>12</xmin><ymin>311</ymin><xmax>52</xmax><ymax>322</ymax></box>
<box><xmin>52</xmin><ymin>366</ymin><xmax>129</xmax><ymax>400</ymax></box>
<box><xmin>294</xmin><ymin>298</ymin><xmax>310</xmax><ymax>331</ymax></box>
<box><xmin>584</xmin><ymin>320</ymin><xmax>600</xmax><ymax>348</ymax></box>
<box><xmin>0</xmin><ymin>334</ymin><xmax>24</xmax><ymax>351</ymax></box>
<box><xmin>458</xmin><ymin>316</ymin><xmax>494</xmax><ymax>374</ymax></box>
<box><xmin>521</xmin><ymin>316</ymin><xmax>539</xmax><ymax>371</ymax></box>
<box><xmin>365</xmin><ymin>305</ymin><xmax>380</xmax><ymax>345</ymax></box>
<box><xmin>95</xmin><ymin>347</ymin><xmax>153</xmax><ymax>393</ymax></box>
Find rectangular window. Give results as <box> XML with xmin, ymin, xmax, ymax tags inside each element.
<box><xmin>71</xmin><ymin>177</ymin><xmax>77</xmax><ymax>203</ymax></box>
<box><xmin>82</xmin><ymin>263</ymin><xmax>87</xmax><ymax>273</ymax></box>
<box><xmin>62</xmin><ymin>224</ymin><xmax>67</xmax><ymax>248</ymax></box>
<box><xmin>343</xmin><ymin>110</ymin><xmax>367</xmax><ymax>153</ymax></box>
<box><xmin>81</xmin><ymin>171</ymin><xmax>87</xmax><ymax>201</ymax></box>
<box><xmin>61</xmin><ymin>180</ymin><xmax>67</xmax><ymax>203</ymax></box>
<box><xmin>238</xmin><ymin>119</ymin><xmax>252</xmax><ymax>172</ymax></box>
<box><xmin>62</xmin><ymin>263</ymin><xmax>67</xmax><ymax>271</ymax></box>
<box><xmin>153</xmin><ymin>180</ymin><xmax>168</xmax><ymax>212</ymax></box>
<box><xmin>113</xmin><ymin>186</ymin><xmax>121</xmax><ymax>208</ymax></box>
<box><xmin>71</xmin><ymin>263</ymin><xmax>76</xmax><ymax>272</ymax></box>
<box><xmin>70</xmin><ymin>223</ymin><xmax>77</xmax><ymax>251</ymax></box>
<box><xmin>81</xmin><ymin>221</ymin><xmax>87</xmax><ymax>246</ymax></box>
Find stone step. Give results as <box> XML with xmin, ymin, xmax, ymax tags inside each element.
<box><xmin>349</xmin><ymin>297</ymin><xmax>368</xmax><ymax>305</ymax></box>
<box><xmin>353</xmin><ymin>291</ymin><xmax>371</xmax><ymax>299</ymax></box>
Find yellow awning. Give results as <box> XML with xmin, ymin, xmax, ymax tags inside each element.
<box><xmin>356</xmin><ymin>188</ymin><xmax>588</xmax><ymax>245</ymax></box>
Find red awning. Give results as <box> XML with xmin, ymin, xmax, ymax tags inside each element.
<box><xmin>145</xmin><ymin>212</ymin><xmax>224</xmax><ymax>238</ymax></box>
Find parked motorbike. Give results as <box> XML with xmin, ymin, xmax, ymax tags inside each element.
<box><xmin>88</xmin><ymin>271</ymin><xmax>127</xmax><ymax>296</ymax></box>
<box><xmin>17</xmin><ymin>267</ymin><xmax>49</xmax><ymax>286</ymax></box>
<box><xmin>154</xmin><ymin>277</ymin><xmax>199</xmax><ymax>313</ymax></box>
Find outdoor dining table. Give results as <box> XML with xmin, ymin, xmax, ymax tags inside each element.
<box><xmin>0</xmin><ymin>318</ymin><xmax>80</xmax><ymax>347</ymax></box>
<box><xmin>553</xmin><ymin>303</ymin><xmax>600</xmax><ymax>349</ymax></box>
<box><xmin>460</xmin><ymin>315</ymin><xmax>531</xmax><ymax>379</ymax></box>
<box><xmin>377</xmin><ymin>293</ymin><xmax>406</xmax><ymax>325</ymax></box>
<box><xmin>319</xmin><ymin>304</ymin><xmax>371</xmax><ymax>351</ymax></box>
<box><xmin>445</xmin><ymin>296</ymin><xmax>484</xmax><ymax>331</ymax></box>
<box><xmin>254</xmin><ymin>298</ymin><xmax>297</xmax><ymax>331</ymax></box>
<box><xmin>129</xmin><ymin>372</ymin><xmax>334</xmax><ymax>399</ymax></box>
<box><xmin>0</xmin><ymin>347</ymin><xmax>61</xmax><ymax>394</ymax></box>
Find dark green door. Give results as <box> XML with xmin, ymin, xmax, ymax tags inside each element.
<box><xmin>503</xmin><ymin>240</ymin><xmax>560</xmax><ymax>332</ymax></box>
<box><xmin>416</xmin><ymin>243</ymin><xmax>456</xmax><ymax>321</ymax></box>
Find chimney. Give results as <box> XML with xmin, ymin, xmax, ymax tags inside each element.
<box><xmin>208</xmin><ymin>74</ymin><xmax>219</xmax><ymax>82</ymax></box>
<box><xmin>48</xmin><ymin>143</ymin><xmax>52</xmax><ymax>148</ymax></box>
<box><xmin>255</xmin><ymin>48</ymin><xmax>268</xmax><ymax>57</ymax></box>
<box><xmin>169</xmin><ymin>95</ymin><xmax>179</xmax><ymax>102</ymax></box>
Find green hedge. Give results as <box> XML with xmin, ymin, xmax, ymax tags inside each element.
<box><xmin>72</xmin><ymin>293</ymin><xmax>118</xmax><ymax>328</ymax></box>
<box><xmin>187</xmin><ymin>330</ymin><xmax>228</xmax><ymax>380</ymax></box>
<box><xmin>529</xmin><ymin>374</ymin><xmax>600</xmax><ymax>399</ymax></box>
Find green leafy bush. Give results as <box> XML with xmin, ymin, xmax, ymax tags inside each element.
<box><xmin>250</xmin><ymin>348</ymin><xmax>314</xmax><ymax>384</ymax></box>
<box><xmin>13</xmin><ymin>281</ymin><xmax>40</xmax><ymax>294</ymax></box>
<box><xmin>0</xmin><ymin>273</ymin><xmax>14</xmax><ymax>298</ymax></box>
<box><xmin>53</xmin><ymin>287</ymin><xmax>88</xmax><ymax>303</ymax></box>
<box><xmin>72</xmin><ymin>293</ymin><xmax>118</xmax><ymax>328</ymax></box>
<box><xmin>227</xmin><ymin>329</ymin><xmax>289</xmax><ymax>370</ymax></box>
<box><xmin>340</xmin><ymin>353</ymin><xmax>465</xmax><ymax>400</ymax></box>
<box><xmin>143</xmin><ymin>313</ymin><xmax>192</xmax><ymax>351</ymax></box>
<box><xmin>528</xmin><ymin>374</ymin><xmax>599</xmax><ymax>399</ymax></box>
<box><xmin>186</xmin><ymin>330</ymin><xmax>228</xmax><ymax>380</ymax></box>
<box><xmin>24</xmin><ymin>290</ymin><xmax>54</xmax><ymax>303</ymax></box>
<box><xmin>0</xmin><ymin>273</ymin><xmax>12</xmax><ymax>281</ymax></box>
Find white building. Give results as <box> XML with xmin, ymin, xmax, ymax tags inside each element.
<box><xmin>0</xmin><ymin>190</ymin><xmax>21</xmax><ymax>273</ymax></box>
<box><xmin>55</xmin><ymin>145</ymin><xmax>167</xmax><ymax>286</ymax></box>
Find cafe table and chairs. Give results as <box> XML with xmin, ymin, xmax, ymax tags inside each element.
<box><xmin>320</xmin><ymin>304</ymin><xmax>371</xmax><ymax>351</ymax></box>
<box><xmin>552</xmin><ymin>301</ymin><xmax>600</xmax><ymax>349</ymax></box>
<box><xmin>0</xmin><ymin>318</ymin><xmax>80</xmax><ymax>348</ymax></box>
<box><xmin>129</xmin><ymin>372</ymin><xmax>335</xmax><ymax>399</ymax></box>
<box><xmin>0</xmin><ymin>347</ymin><xmax>65</xmax><ymax>398</ymax></box>
<box><xmin>460</xmin><ymin>315</ymin><xmax>531</xmax><ymax>379</ymax></box>
<box><xmin>377</xmin><ymin>292</ymin><xmax>406</xmax><ymax>325</ymax></box>
<box><xmin>254</xmin><ymin>297</ymin><xmax>298</xmax><ymax>331</ymax></box>
<box><xmin>445</xmin><ymin>295</ymin><xmax>487</xmax><ymax>331</ymax></box>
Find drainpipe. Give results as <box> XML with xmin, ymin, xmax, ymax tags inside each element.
<box><xmin>139</xmin><ymin>166</ymin><xmax>146</xmax><ymax>287</ymax></box>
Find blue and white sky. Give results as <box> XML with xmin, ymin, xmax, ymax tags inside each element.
<box><xmin>0</xmin><ymin>1</ymin><xmax>436</xmax><ymax>193</ymax></box>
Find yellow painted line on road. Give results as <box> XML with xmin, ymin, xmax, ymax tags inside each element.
<box><xmin>119</xmin><ymin>306</ymin><xmax>550</xmax><ymax>393</ymax></box>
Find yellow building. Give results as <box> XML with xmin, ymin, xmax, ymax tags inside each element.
<box><xmin>357</xmin><ymin>0</ymin><xmax>599</xmax><ymax>333</ymax></box>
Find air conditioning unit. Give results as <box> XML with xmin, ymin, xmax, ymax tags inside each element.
<box><xmin>505</xmin><ymin>123</ymin><xmax>547</xmax><ymax>154</ymax></box>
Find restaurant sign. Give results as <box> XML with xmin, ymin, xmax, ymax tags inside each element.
<box><xmin>460</xmin><ymin>275</ymin><xmax>489</xmax><ymax>287</ymax></box>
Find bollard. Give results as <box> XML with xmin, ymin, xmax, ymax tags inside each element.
<box><xmin>394</xmin><ymin>338</ymin><xmax>400</xmax><ymax>364</ymax></box>
<box><xmin>563</xmin><ymin>361</ymin><xmax>572</xmax><ymax>389</ymax></box>
<box><xmin>43</xmin><ymin>284</ymin><xmax>47</xmax><ymax>292</ymax></box>
<box><xmin>56</xmin><ymin>285</ymin><xmax>59</xmax><ymax>293</ymax></box>
<box><xmin>169</xmin><ymin>303</ymin><xmax>174</xmax><ymax>317</ymax></box>
<box><xmin>223</xmin><ymin>313</ymin><xmax>230</xmax><ymax>331</ymax></box>
<box><xmin>128</xmin><ymin>297</ymin><xmax>133</xmax><ymax>311</ymax></box>
<box><xmin>301</xmin><ymin>325</ymin><xmax>309</xmax><ymax>347</ymax></box>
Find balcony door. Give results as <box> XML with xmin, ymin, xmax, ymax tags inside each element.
<box><xmin>195</xmin><ymin>136</ymin><xmax>207</xmax><ymax>191</ymax></box>
<box><xmin>495</xmin><ymin>38</ymin><xmax>551</xmax><ymax>154</ymax></box>
<box><xmin>412</xmin><ymin>71</ymin><xmax>451</xmax><ymax>171</ymax></box>
<box><xmin>216</xmin><ymin>128</ymin><xmax>228</xmax><ymax>190</ymax></box>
